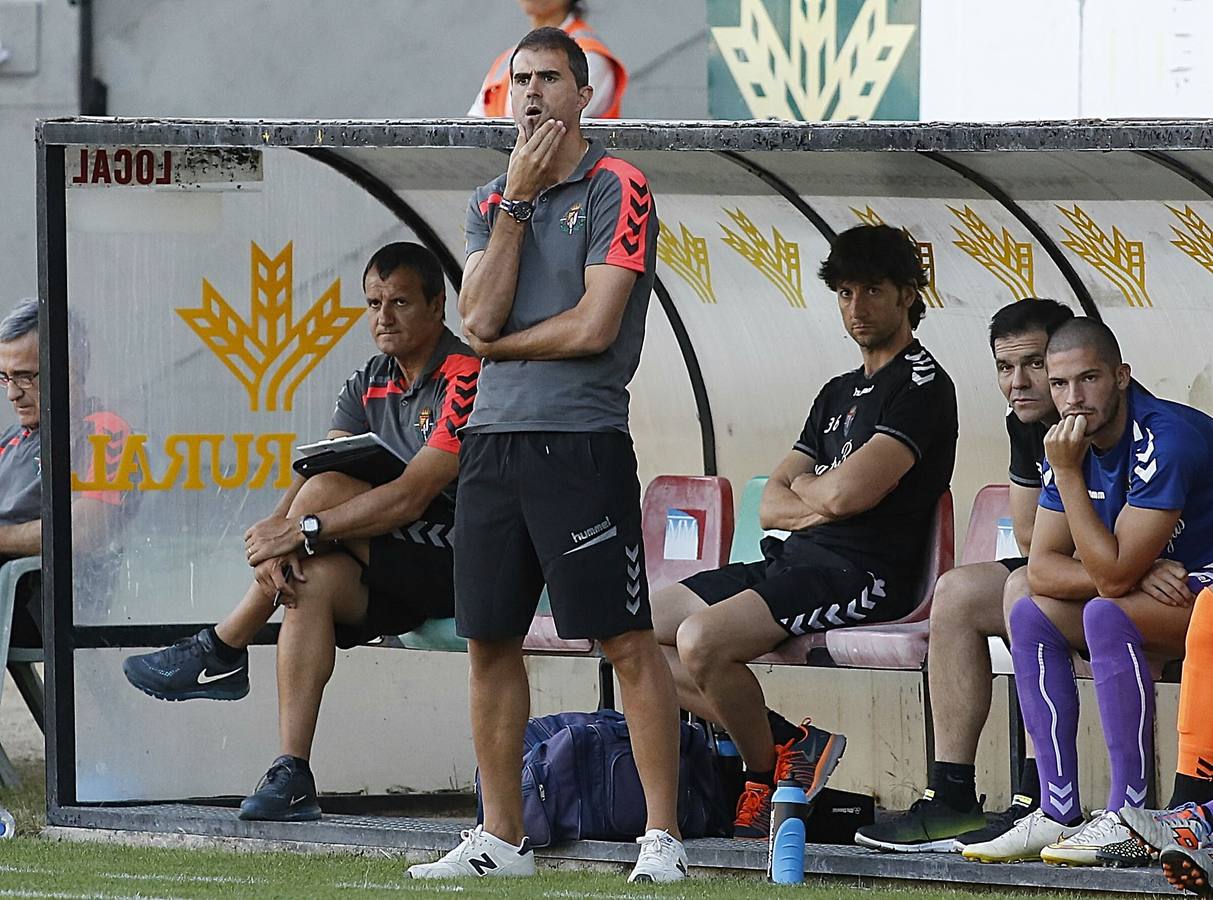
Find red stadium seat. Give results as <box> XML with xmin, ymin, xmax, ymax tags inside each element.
<box><xmin>641</xmin><ymin>475</ymin><xmax>735</xmax><ymax>593</ymax></box>
<box><xmin>959</xmin><ymin>483</ymin><xmax>1011</xmax><ymax>566</ymax></box>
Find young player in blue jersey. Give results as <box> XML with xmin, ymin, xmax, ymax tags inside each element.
<box><xmin>967</xmin><ymin>318</ymin><xmax>1213</xmax><ymax>866</ymax></box>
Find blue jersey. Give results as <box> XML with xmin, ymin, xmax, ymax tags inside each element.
<box><xmin>1040</xmin><ymin>383</ymin><xmax>1213</xmax><ymax>569</ymax></box>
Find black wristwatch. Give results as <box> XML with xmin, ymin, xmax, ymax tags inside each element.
<box><xmin>499</xmin><ymin>197</ymin><xmax>535</xmax><ymax>223</ymax></box>
<box><xmin>299</xmin><ymin>514</ymin><xmax>322</xmax><ymax>556</ymax></box>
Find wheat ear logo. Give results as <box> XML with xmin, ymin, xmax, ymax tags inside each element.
<box><xmin>657</xmin><ymin>220</ymin><xmax>717</xmax><ymax>304</ymax></box>
<box><xmin>178</xmin><ymin>242</ymin><xmax>366</xmax><ymax>412</ymax></box>
<box><xmin>1056</xmin><ymin>205</ymin><xmax>1152</xmax><ymax>308</ymax></box>
<box><xmin>712</xmin><ymin>0</ymin><xmax>915</xmax><ymax>120</ymax></box>
<box><xmin>719</xmin><ymin>208</ymin><xmax>805</xmax><ymax>308</ymax></box>
<box><xmin>1168</xmin><ymin>204</ymin><xmax>1213</xmax><ymax>275</ymax></box>
<box><xmin>948</xmin><ymin>205</ymin><xmax>1036</xmax><ymax>301</ymax></box>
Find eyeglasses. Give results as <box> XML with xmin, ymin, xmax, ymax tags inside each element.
<box><xmin>0</xmin><ymin>372</ymin><xmax>38</xmax><ymax>390</ymax></box>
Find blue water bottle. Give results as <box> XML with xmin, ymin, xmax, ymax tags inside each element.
<box><xmin>767</xmin><ymin>780</ymin><xmax>808</xmax><ymax>884</ymax></box>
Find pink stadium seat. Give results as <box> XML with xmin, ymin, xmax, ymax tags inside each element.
<box><xmin>641</xmin><ymin>475</ymin><xmax>735</xmax><ymax>593</ymax></box>
<box><xmin>755</xmin><ymin>490</ymin><xmax>955</xmax><ymax>670</ymax></box>
<box><xmin>958</xmin><ymin>483</ymin><xmax>1011</xmax><ymax>566</ymax></box>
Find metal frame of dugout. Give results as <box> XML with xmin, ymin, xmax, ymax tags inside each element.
<box><xmin>34</xmin><ymin>117</ymin><xmax>1213</xmax><ymax>892</ymax></box>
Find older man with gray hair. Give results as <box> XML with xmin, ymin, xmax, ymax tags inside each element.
<box><xmin>0</xmin><ymin>297</ymin><xmax>131</xmax><ymax>647</ymax></box>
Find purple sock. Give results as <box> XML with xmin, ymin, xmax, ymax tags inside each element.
<box><xmin>1010</xmin><ymin>596</ymin><xmax>1081</xmax><ymax>824</ymax></box>
<box><xmin>1084</xmin><ymin>599</ymin><xmax>1154</xmax><ymax>811</ymax></box>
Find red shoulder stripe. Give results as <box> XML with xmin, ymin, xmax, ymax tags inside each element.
<box><xmin>362</xmin><ymin>380</ymin><xmax>405</xmax><ymax>405</ymax></box>
<box><xmin>587</xmin><ymin>157</ymin><xmax>651</xmax><ymax>273</ymax></box>
<box><xmin>428</xmin><ymin>353</ymin><xmax>481</xmax><ymax>455</ymax></box>
<box><xmin>479</xmin><ymin>192</ymin><xmax>504</xmax><ymax>217</ymax></box>
<box><xmin>79</xmin><ymin>409</ymin><xmax>133</xmax><ymax>507</ymax></box>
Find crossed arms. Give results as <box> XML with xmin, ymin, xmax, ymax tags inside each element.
<box><xmin>460</xmin><ymin>245</ymin><xmax>637</xmax><ymax>361</ymax></box>
<box><xmin>1028</xmin><ymin>490</ymin><xmax>1181</xmax><ymax>602</ymax></box>
<box><xmin>760</xmin><ymin>436</ymin><xmax>916</xmax><ymax>533</ymax></box>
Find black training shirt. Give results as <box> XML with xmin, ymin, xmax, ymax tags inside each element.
<box><xmin>1006</xmin><ymin>408</ymin><xmax>1047</xmax><ymax>488</ymax></box>
<box><xmin>783</xmin><ymin>340</ymin><xmax>958</xmax><ymax>584</ymax></box>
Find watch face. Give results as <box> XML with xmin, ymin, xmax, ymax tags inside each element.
<box><xmin>508</xmin><ymin>200</ymin><xmax>534</xmax><ymax>221</ymax></box>
<box><xmin>302</xmin><ymin>515</ymin><xmax>320</xmax><ymax>535</ymax></box>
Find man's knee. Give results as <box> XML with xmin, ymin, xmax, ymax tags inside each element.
<box><xmin>1002</xmin><ymin>568</ymin><xmax>1031</xmax><ymax>622</ymax></box>
<box><xmin>288</xmin><ymin>471</ymin><xmax>364</xmax><ymax>516</ymax></box>
<box><xmin>931</xmin><ymin>567</ymin><xmax>981</xmax><ymax>621</ymax></box>
<box><xmin>650</xmin><ymin>584</ymin><xmax>702</xmax><ymax>645</ymax></box>
<box><xmin>676</xmin><ymin>613</ymin><xmax>732</xmax><ymax>682</ymax></box>
<box><xmin>930</xmin><ymin>563</ymin><xmax>1011</xmax><ymax>636</ymax></box>
<box><xmin>600</xmin><ymin>628</ymin><xmax>660</xmax><ymax>675</ymax></box>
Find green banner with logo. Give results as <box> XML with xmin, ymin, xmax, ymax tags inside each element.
<box><xmin>708</xmin><ymin>0</ymin><xmax>921</xmax><ymax>121</ymax></box>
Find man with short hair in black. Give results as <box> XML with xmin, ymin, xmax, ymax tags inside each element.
<box><xmin>123</xmin><ymin>242</ymin><xmax>479</xmax><ymax>822</ymax></box>
<box><xmin>651</xmin><ymin>224</ymin><xmax>958</xmax><ymax>838</ymax></box>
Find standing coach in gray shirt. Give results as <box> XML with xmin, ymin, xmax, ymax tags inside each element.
<box><xmin>407</xmin><ymin>26</ymin><xmax>686</xmax><ymax>885</ymax></box>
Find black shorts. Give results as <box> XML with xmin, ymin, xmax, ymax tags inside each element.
<box><xmin>999</xmin><ymin>556</ymin><xmax>1029</xmax><ymax>573</ymax></box>
<box><xmin>681</xmin><ymin>540</ymin><xmax>909</xmax><ymax>636</ymax></box>
<box><xmin>454</xmin><ymin>431</ymin><xmax>651</xmax><ymax>641</ymax></box>
<box><xmin>332</xmin><ymin>525</ymin><xmax>454</xmax><ymax>650</ymax></box>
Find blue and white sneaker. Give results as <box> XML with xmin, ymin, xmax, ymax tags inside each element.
<box><xmin>123</xmin><ymin>628</ymin><xmax>249</xmax><ymax>701</ymax></box>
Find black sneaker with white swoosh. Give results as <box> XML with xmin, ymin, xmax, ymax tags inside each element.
<box><xmin>239</xmin><ymin>756</ymin><xmax>322</xmax><ymax>822</ymax></box>
<box><xmin>122</xmin><ymin>628</ymin><xmax>250</xmax><ymax>701</ymax></box>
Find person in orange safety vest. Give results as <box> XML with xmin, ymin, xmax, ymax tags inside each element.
<box><xmin>468</xmin><ymin>1</ymin><xmax>628</xmax><ymax>118</ymax></box>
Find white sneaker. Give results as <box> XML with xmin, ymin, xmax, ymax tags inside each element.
<box><xmin>407</xmin><ymin>826</ymin><xmax>536</xmax><ymax>879</ymax></box>
<box><xmin>627</xmin><ymin>829</ymin><xmax>688</xmax><ymax>883</ymax></box>
<box><xmin>962</xmin><ymin>808</ymin><xmax>1085</xmax><ymax>863</ymax></box>
<box><xmin>1041</xmin><ymin>810</ymin><xmax>1130</xmax><ymax>866</ymax></box>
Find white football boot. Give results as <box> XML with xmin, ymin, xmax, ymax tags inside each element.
<box><xmin>962</xmin><ymin>808</ymin><xmax>1084</xmax><ymax>863</ymax></box>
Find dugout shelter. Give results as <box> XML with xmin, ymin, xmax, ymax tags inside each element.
<box><xmin>31</xmin><ymin>116</ymin><xmax>1213</xmax><ymax>891</ymax></box>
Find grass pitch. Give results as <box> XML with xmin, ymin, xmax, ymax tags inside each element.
<box><xmin>0</xmin><ymin>761</ymin><xmax>1103</xmax><ymax>899</ymax></box>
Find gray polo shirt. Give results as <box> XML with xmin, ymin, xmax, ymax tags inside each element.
<box><xmin>0</xmin><ymin>404</ymin><xmax>134</xmax><ymax>528</ymax></box>
<box><xmin>463</xmin><ymin>141</ymin><xmax>658</xmax><ymax>433</ymax></box>
<box><xmin>0</xmin><ymin>425</ymin><xmax>40</xmax><ymax>526</ymax></box>
<box><xmin>330</xmin><ymin>328</ymin><xmax>480</xmax><ymax>508</ymax></box>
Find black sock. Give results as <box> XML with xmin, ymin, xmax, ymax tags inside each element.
<box><xmin>1169</xmin><ymin>772</ymin><xmax>1213</xmax><ymax>808</ymax></box>
<box><xmin>767</xmin><ymin>710</ymin><xmax>801</xmax><ymax>746</ymax></box>
<box><xmin>206</xmin><ymin>626</ymin><xmax>244</xmax><ymax>664</ymax></box>
<box><xmin>928</xmin><ymin>761</ymin><xmax>977</xmax><ymax>810</ymax></box>
<box><xmin>746</xmin><ymin>769</ymin><xmax>775</xmax><ymax>788</ymax></box>
<box><xmin>1016</xmin><ymin>758</ymin><xmax>1040</xmax><ymax>803</ymax></box>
